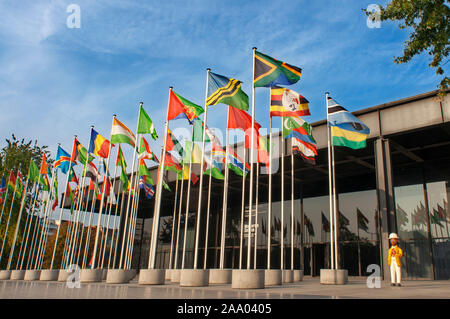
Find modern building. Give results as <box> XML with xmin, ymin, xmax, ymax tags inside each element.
<box><xmin>71</xmin><ymin>89</ymin><xmax>450</xmax><ymax>281</ymax></box>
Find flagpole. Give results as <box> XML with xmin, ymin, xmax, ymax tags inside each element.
<box><xmin>26</xmin><ymin>192</ymin><xmax>45</xmax><ymax>269</ymax></box>
<box><xmin>331</xmin><ymin>135</ymin><xmax>338</xmax><ymax>269</ymax></box>
<box><xmin>76</xmin><ymin>188</ymin><xmax>92</xmax><ymax>267</ymax></box>
<box><xmin>281</xmin><ymin>118</ymin><xmax>285</xmax><ymax>271</ymax></box>
<box><xmin>325</xmin><ymin>92</ymin><xmax>335</xmax><ymax>270</ymax></box>
<box><xmin>82</xmin><ymin>189</ymin><xmax>98</xmax><ymax>268</ymax></box>
<box><xmin>268</xmin><ymin>116</ymin><xmax>272</xmax><ymax>269</ymax></box>
<box><xmin>17</xmin><ymin>179</ymin><xmax>40</xmax><ymax>269</ymax></box>
<box><xmin>0</xmin><ymin>166</ymin><xmax>20</xmax><ymax>264</ymax></box>
<box><xmin>174</xmin><ymin>169</ymin><xmax>185</xmax><ymax>269</ymax></box>
<box><xmin>239</xmin><ymin>146</ymin><xmax>246</xmax><ymax>269</ymax></box>
<box><xmin>181</xmin><ymin>138</ymin><xmax>194</xmax><ymax>269</ymax></box>
<box><xmin>148</xmin><ymin>87</ymin><xmax>172</xmax><ymax>269</ymax></box>
<box><xmin>291</xmin><ymin>152</ymin><xmax>294</xmax><ymax>270</ymax></box>
<box><xmin>203</xmin><ymin>161</ymin><xmax>213</xmax><ymax>269</ymax></box>
<box><xmin>357</xmin><ymin>212</ymin><xmax>361</xmax><ymax>276</ymax></box>
<box><xmin>193</xmin><ymin>67</ymin><xmax>211</xmax><ymax>270</ymax></box>
<box><xmin>254</xmin><ymin>161</ymin><xmax>260</xmax><ymax>269</ymax></box>
<box><xmin>109</xmin><ymin>183</ymin><xmax>125</xmax><ymax>269</ymax></box>
<box><xmin>169</xmin><ymin>178</ymin><xmax>179</xmax><ymax>269</ymax></box>
<box><xmin>247</xmin><ymin>47</ymin><xmax>257</xmax><ymax>270</ymax></box>
<box><xmin>125</xmin><ymin>167</ymin><xmax>141</xmax><ymax>269</ymax></box>
<box><xmin>0</xmin><ymin>178</ymin><xmax>10</xmax><ymax>226</ymax></box>
<box><xmin>50</xmin><ymin>141</ymin><xmax>76</xmax><ymax>270</ymax></box>
<box><xmin>7</xmin><ymin>169</ymin><xmax>31</xmax><ymax>269</ymax></box>
<box><xmin>219</xmin><ymin>106</ymin><xmax>230</xmax><ymax>269</ymax></box>
<box><xmin>68</xmin><ymin>183</ymin><xmax>89</xmax><ymax>267</ymax></box>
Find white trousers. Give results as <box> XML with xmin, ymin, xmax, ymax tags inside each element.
<box><xmin>390</xmin><ymin>258</ymin><xmax>401</xmax><ymax>284</ymax></box>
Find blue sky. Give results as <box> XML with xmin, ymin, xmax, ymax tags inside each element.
<box><xmin>0</xmin><ymin>0</ymin><xmax>445</xmax><ymax>163</ymax></box>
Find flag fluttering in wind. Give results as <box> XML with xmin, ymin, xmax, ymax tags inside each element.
<box><xmin>138</xmin><ymin>159</ymin><xmax>154</xmax><ymax>185</ymax></box>
<box><xmin>138</xmin><ymin>137</ymin><xmax>158</xmax><ymax>163</ymax></box>
<box><xmin>71</xmin><ymin>138</ymin><xmax>94</xmax><ymax>164</ymax></box>
<box><xmin>321</xmin><ymin>212</ymin><xmax>330</xmax><ymax>232</ymax></box>
<box><xmin>192</xmin><ymin>118</ymin><xmax>211</xmax><ymax>143</ymax></box>
<box><xmin>304</xmin><ymin>214</ymin><xmax>315</xmax><ymax>237</ymax></box>
<box><xmin>203</xmin><ymin>155</ymin><xmax>224</xmax><ymax>180</ymax></box>
<box><xmin>39</xmin><ymin>153</ymin><xmax>50</xmax><ymax>175</ymax></box>
<box><xmin>111</xmin><ymin>117</ymin><xmax>136</xmax><ymax>147</ymax></box>
<box><xmin>207</xmin><ymin>72</ymin><xmax>249</xmax><ymax>111</ymax></box>
<box><xmin>282</xmin><ymin>116</ymin><xmax>317</xmax><ymax>164</ymax></box>
<box><xmin>177</xmin><ymin>164</ymin><xmax>199</xmax><ymax>185</ymax></box>
<box><xmin>7</xmin><ymin>170</ymin><xmax>16</xmax><ymax>191</ymax></box>
<box><xmin>270</xmin><ymin>86</ymin><xmax>310</xmax><ymax>117</ymax></box>
<box><xmin>327</xmin><ymin>96</ymin><xmax>370</xmax><ymax>149</ymax></box>
<box><xmin>164</xmin><ymin>152</ymin><xmax>182</xmax><ymax>173</ymax></box>
<box><xmin>227</xmin><ymin>106</ymin><xmax>261</xmax><ymax>149</ymax></box>
<box><xmin>166</xmin><ymin>129</ymin><xmax>185</xmax><ymax>158</ymax></box>
<box><xmin>211</xmin><ymin>143</ymin><xmax>226</xmax><ymax>163</ymax></box>
<box><xmin>28</xmin><ymin>160</ymin><xmax>40</xmax><ymax>183</ymax></box>
<box><xmin>0</xmin><ymin>177</ymin><xmax>6</xmax><ymax>203</ymax></box>
<box><xmin>15</xmin><ymin>169</ymin><xmax>24</xmax><ymax>200</ymax></box>
<box><xmin>254</xmin><ymin>50</ymin><xmax>302</xmax><ymax>87</ymax></box>
<box><xmin>89</xmin><ymin>129</ymin><xmax>113</xmax><ymax>158</ymax></box>
<box><xmin>54</xmin><ymin>146</ymin><xmax>74</xmax><ymax>174</ymax></box>
<box><xmin>83</xmin><ymin>161</ymin><xmax>101</xmax><ymax>181</ymax></box>
<box><xmin>168</xmin><ymin>90</ymin><xmax>204</xmax><ymax>123</ymax></box>
<box><xmin>138</xmin><ymin>104</ymin><xmax>158</xmax><ymax>140</ymax></box>
<box><xmin>68</xmin><ymin>167</ymin><xmax>79</xmax><ymax>185</ymax></box>
<box><xmin>139</xmin><ymin>176</ymin><xmax>155</xmax><ymax>200</ymax></box>
<box><xmin>257</xmin><ymin>135</ymin><xmax>271</xmax><ymax>166</ymax></box>
<box><xmin>227</xmin><ymin>148</ymin><xmax>249</xmax><ymax>177</ymax></box>
<box><xmin>357</xmin><ymin>208</ymin><xmax>369</xmax><ymax>232</ymax></box>
<box><xmin>116</xmin><ymin>146</ymin><xmax>129</xmax><ymax>191</ymax></box>
<box><xmin>183</xmin><ymin>141</ymin><xmax>203</xmax><ymax>164</ymax></box>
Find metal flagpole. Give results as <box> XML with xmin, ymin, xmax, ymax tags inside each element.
<box><xmin>62</xmin><ymin>180</ymin><xmax>83</xmax><ymax>268</ymax></box>
<box><xmin>193</xmin><ymin>68</ymin><xmax>211</xmax><ymax>270</ymax></box>
<box><xmin>50</xmin><ymin>141</ymin><xmax>76</xmax><ymax>270</ymax></box>
<box><xmin>17</xmin><ymin>180</ymin><xmax>40</xmax><ymax>269</ymax></box>
<box><xmin>26</xmin><ymin>191</ymin><xmax>45</xmax><ymax>269</ymax></box>
<box><xmin>247</xmin><ymin>47</ymin><xmax>257</xmax><ymax>270</ymax></box>
<box><xmin>100</xmin><ymin>160</ymin><xmax>118</xmax><ymax>269</ymax></box>
<box><xmin>0</xmin><ymin>166</ymin><xmax>20</xmax><ymax>264</ymax></box>
<box><xmin>82</xmin><ymin>190</ymin><xmax>97</xmax><ymax>268</ymax></box>
<box><xmin>174</xmin><ymin>171</ymin><xmax>185</xmax><ymax>269</ymax></box>
<box><xmin>331</xmin><ymin>139</ymin><xmax>338</xmax><ymax>269</ymax></box>
<box><xmin>7</xmin><ymin>171</ymin><xmax>31</xmax><ymax>269</ymax></box>
<box><xmin>0</xmin><ymin>180</ymin><xmax>10</xmax><ymax>226</ymax></box>
<box><xmin>148</xmin><ymin>88</ymin><xmax>172</xmax><ymax>269</ymax></box>
<box><xmin>239</xmin><ymin>146</ymin><xmax>246</xmax><ymax>269</ymax></box>
<box><xmin>291</xmin><ymin>152</ymin><xmax>294</xmax><ymax>270</ymax></box>
<box><xmin>69</xmin><ymin>184</ymin><xmax>90</xmax><ymax>267</ymax></box>
<box><xmin>281</xmin><ymin>118</ymin><xmax>285</xmax><ymax>270</ymax></box>
<box><xmin>109</xmin><ymin>184</ymin><xmax>125</xmax><ymax>269</ymax></box>
<box><xmin>203</xmin><ymin>162</ymin><xmax>213</xmax><ymax>269</ymax></box>
<box><xmin>74</xmin><ymin>188</ymin><xmax>91</xmax><ymax>267</ymax></box>
<box><xmin>325</xmin><ymin>92</ymin><xmax>335</xmax><ymax>270</ymax></box>
<box><xmin>254</xmin><ymin>161</ymin><xmax>260</xmax><ymax>269</ymax></box>
<box><xmin>169</xmin><ymin>178</ymin><xmax>179</xmax><ymax>269</ymax></box>
<box><xmin>181</xmin><ymin>147</ymin><xmax>193</xmax><ymax>270</ymax></box>
<box><xmin>219</xmin><ymin>106</ymin><xmax>230</xmax><ymax>269</ymax></box>
<box><xmin>268</xmin><ymin>116</ymin><xmax>273</xmax><ymax>269</ymax></box>
<box><xmin>125</xmin><ymin>169</ymin><xmax>141</xmax><ymax>269</ymax></box>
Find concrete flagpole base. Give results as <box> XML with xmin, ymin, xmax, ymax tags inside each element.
<box><xmin>209</xmin><ymin>269</ymin><xmax>232</xmax><ymax>284</ymax></box>
<box><xmin>171</xmin><ymin>269</ymin><xmax>181</xmax><ymax>283</ymax></box>
<box><xmin>231</xmin><ymin>269</ymin><xmax>265</xmax><ymax>289</ymax></box>
<box><xmin>40</xmin><ymin>269</ymin><xmax>59</xmax><ymax>281</ymax></box>
<box><xmin>320</xmin><ymin>269</ymin><xmax>348</xmax><ymax>285</ymax></box>
<box><xmin>138</xmin><ymin>269</ymin><xmax>165</xmax><ymax>285</ymax></box>
<box><xmin>165</xmin><ymin>269</ymin><xmax>172</xmax><ymax>281</ymax></box>
<box><xmin>264</xmin><ymin>269</ymin><xmax>282</xmax><ymax>286</ymax></box>
<box><xmin>0</xmin><ymin>270</ymin><xmax>11</xmax><ymax>280</ymax></box>
<box><xmin>102</xmin><ymin>269</ymin><xmax>107</xmax><ymax>281</ymax></box>
<box><xmin>293</xmin><ymin>270</ymin><xmax>303</xmax><ymax>282</ymax></box>
<box><xmin>180</xmin><ymin>269</ymin><xmax>209</xmax><ymax>287</ymax></box>
<box><xmin>80</xmin><ymin>269</ymin><xmax>103</xmax><ymax>283</ymax></box>
<box><xmin>10</xmin><ymin>270</ymin><xmax>26</xmax><ymax>280</ymax></box>
<box><xmin>24</xmin><ymin>270</ymin><xmax>41</xmax><ymax>281</ymax></box>
<box><xmin>106</xmin><ymin>269</ymin><xmax>136</xmax><ymax>284</ymax></box>
<box><xmin>282</xmin><ymin>270</ymin><xmax>294</xmax><ymax>283</ymax></box>
<box><xmin>58</xmin><ymin>269</ymin><xmax>72</xmax><ymax>282</ymax></box>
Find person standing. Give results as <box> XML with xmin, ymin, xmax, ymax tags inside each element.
<box><xmin>388</xmin><ymin>233</ymin><xmax>403</xmax><ymax>287</ymax></box>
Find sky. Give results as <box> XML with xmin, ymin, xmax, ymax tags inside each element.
<box><xmin>0</xmin><ymin>0</ymin><xmax>446</xmax><ymax>165</ymax></box>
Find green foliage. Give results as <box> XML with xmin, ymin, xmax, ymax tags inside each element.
<box><xmin>365</xmin><ymin>0</ymin><xmax>449</xmax><ymax>94</ymax></box>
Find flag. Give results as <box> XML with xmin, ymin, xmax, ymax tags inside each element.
<box><xmin>192</xmin><ymin>118</ymin><xmax>211</xmax><ymax>143</ymax></box>
<box><xmin>8</xmin><ymin>170</ymin><xmax>16</xmax><ymax>191</ymax></box>
<box><xmin>282</xmin><ymin>116</ymin><xmax>316</xmax><ymax>145</ymax></box>
<box><xmin>431</xmin><ymin>209</ymin><xmax>443</xmax><ymax>227</ymax></box>
<box><xmin>227</xmin><ymin>148</ymin><xmax>250</xmax><ymax>177</ymax></box>
<box><xmin>437</xmin><ymin>203</ymin><xmax>447</xmax><ymax>221</ymax></box>
<box><xmin>162</xmin><ymin>177</ymin><xmax>171</xmax><ymax>192</ymax></box>
<box><xmin>327</xmin><ymin>96</ymin><xmax>370</xmax><ymax>149</ymax></box>
<box><xmin>257</xmin><ymin>135</ymin><xmax>270</xmax><ymax>166</ymax></box>
<box><xmin>254</xmin><ymin>50</ymin><xmax>302</xmax><ymax>87</ymax></box>
<box><xmin>206</xmin><ymin>72</ymin><xmax>249</xmax><ymax>111</ymax></box>
<box><xmin>183</xmin><ymin>141</ymin><xmax>203</xmax><ymax>164</ymax></box>
<box><xmin>339</xmin><ymin>211</ymin><xmax>350</xmax><ymax>227</ymax></box>
<box><xmin>177</xmin><ymin>164</ymin><xmax>199</xmax><ymax>185</ymax></box>
<box><xmin>68</xmin><ymin>167</ymin><xmax>79</xmax><ymax>185</ymax></box>
<box><xmin>203</xmin><ymin>155</ymin><xmax>224</xmax><ymax>180</ymax></box>
<box><xmin>71</xmin><ymin>138</ymin><xmax>94</xmax><ymax>164</ymax></box>
<box><xmin>0</xmin><ymin>177</ymin><xmax>6</xmax><ymax>201</ymax></box>
<box><xmin>89</xmin><ymin>129</ymin><xmax>113</xmax><ymax>158</ymax></box>
<box><xmin>39</xmin><ymin>153</ymin><xmax>49</xmax><ymax>175</ymax></box>
<box><xmin>357</xmin><ymin>208</ymin><xmax>369</xmax><ymax>232</ymax></box>
<box><xmin>270</xmin><ymin>86</ymin><xmax>310</xmax><ymax>117</ymax></box>
<box><xmin>227</xmin><ymin>106</ymin><xmax>261</xmax><ymax>148</ymax></box>
<box><xmin>205</xmin><ymin>126</ymin><xmax>222</xmax><ymax>147</ymax></box>
<box><xmin>304</xmin><ymin>214</ymin><xmax>315</xmax><ymax>237</ymax></box>
<box><xmin>138</xmin><ymin>137</ymin><xmax>158</xmax><ymax>162</ymax></box>
<box><xmin>168</xmin><ymin>90</ymin><xmax>204</xmax><ymax>122</ymax></box>
<box><xmin>40</xmin><ymin>174</ymin><xmax>50</xmax><ymax>192</ymax></box>
<box><xmin>66</xmin><ymin>183</ymin><xmax>75</xmax><ymax>213</ymax></box>
<box><xmin>139</xmin><ymin>176</ymin><xmax>155</xmax><ymax>200</ymax></box>
<box><xmin>166</xmin><ymin>129</ymin><xmax>185</xmax><ymax>158</ymax></box>
<box><xmin>111</xmin><ymin>117</ymin><xmax>137</xmax><ymax>147</ymax></box>
<box><xmin>83</xmin><ymin>161</ymin><xmax>101</xmax><ymax>181</ymax></box>
<box><xmin>54</xmin><ymin>146</ymin><xmax>73</xmax><ymax>174</ymax></box>
<box><xmin>116</xmin><ymin>148</ymin><xmax>129</xmax><ymax>191</ymax></box>
<box><xmin>321</xmin><ymin>212</ymin><xmax>330</xmax><ymax>232</ymax></box>
<box><xmin>292</xmin><ymin>138</ymin><xmax>317</xmax><ymax>165</ymax></box>
<box><xmin>52</xmin><ymin>171</ymin><xmax>58</xmax><ymax>210</ymax></box>
<box><xmin>28</xmin><ymin>160</ymin><xmax>40</xmax><ymax>183</ymax></box>
<box><xmin>16</xmin><ymin>169</ymin><xmax>24</xmax><ymax>200</ymax></box>
<box><xmin>138</xmin><ymin>159</ymin><xmax>154</xmax><ymax>185</ymax></box>
<box><xmin>138</xmin><ymin>105</ymin><xmax>158</xmax><ymax>140</ymax></box>
<box><xmin>211</xmin><ymin>142</ymin><xmax>227</xmax><ymax>163</ymax></box>
<box><xmin>164</xmin><ymin>152</ymin><xmax>183</xmax><ymax>172</ymax></box>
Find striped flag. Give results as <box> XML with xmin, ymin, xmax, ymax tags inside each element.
<box><xmin>111</xmin><ymin>117</ymin><xmax>136</xmax><ymax>147</ymax></box>
<box><xmin>270</xmin><ymin>86</ymin><xmax>310</xmax><ymax>117</ymax></box>
<box><xmin>89</xmin><ymin>129</ymin><xmax>113</xmax><ymax>158</ymax></box>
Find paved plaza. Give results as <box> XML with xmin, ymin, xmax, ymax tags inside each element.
<box><xmin>1</xmin><ymin>277</ymin><xmax>449</xmax><ymax>299</ymax></box>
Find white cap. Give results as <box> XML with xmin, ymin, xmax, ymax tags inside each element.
<box><xmin>389</xmin><ymin>233</ymin><xmax>399</xmax><ymax>239</ymax></box>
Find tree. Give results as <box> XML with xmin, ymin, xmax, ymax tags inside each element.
<box><xmin>365</xmin><ymin>0</ymin><xmax>449</xmax><ymax>94</ymax></box>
